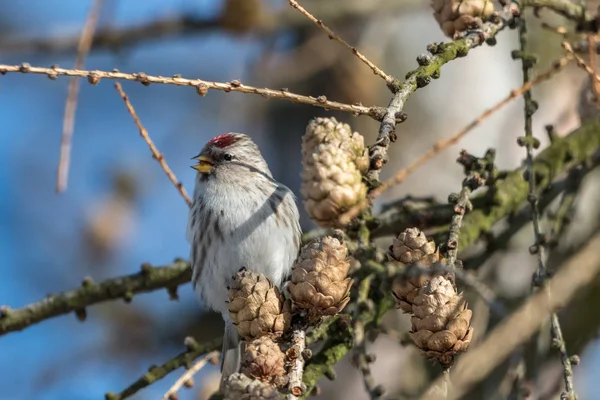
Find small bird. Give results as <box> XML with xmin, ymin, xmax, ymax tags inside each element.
<box><xmin>186</xmin><ymin>133</ymin><xmax>301</xmax><ymax>387</ymax></box>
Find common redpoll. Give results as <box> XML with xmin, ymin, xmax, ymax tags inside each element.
<box><xmin>186</xmin><ymin>133</ymin><xmax>301</xmax><ymax>387</ymax></box>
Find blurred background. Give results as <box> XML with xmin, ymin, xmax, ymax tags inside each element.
<box><xmin>1</xmin><ymin>0</ymin><xmax>600</xmax><ymax>399</ymax></box>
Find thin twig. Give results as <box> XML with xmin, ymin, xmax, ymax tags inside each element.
<box><xmin>352</xmin><ymin>275</ymin><xmax>383</xmax><ymax>399</ymax></box>
<box><xmin>106</xmin><ymin>336</ymin><xmax>222</xmax><ymax>400</ymax></box>
<box><xmin>287</xmin><ymin>328</ymin><xmax>307</xmax><ymax>399</ymax></box>
<box><xmin>162</xmin><ymin>351</ymin><xmax>220</xmax><ymax>400</ymax></box>
<box><xmin>563</xmin><ymin>41</ymin><xmax>600</xmax><ymax>81</ymax></box>
<box><xmin>548</xmin><ymin>166</ymin><xmax>584</xmax><ymax>245</ymax></box>
<box><xmin>338</xmin><ymin>54</ymin><xmax>572</xmax><ymax>226</ymax></box>
<box><xmin>420</xmin><ymin>233</ymin><xmax>600</xmax><ymax>400</ymax></box>
<box><xmin>519</xmin><ymin>20</ymin><xmax>576</xmax><ymax>398</ymax></box>
<box><xmin>587</xmin><ymin>35</ymin><xmax>600</xmax><ymax>108</ymax></box>
<box><xmin>287</xmin><ymin>0</ymin><xmax>394</xmax><ymax>84</ymax></box>
<box><xmin>540</xmin><ymin>22</ymin><xmax>568</xmax><ymax>36</ymax></box>
<box><xmin>444</xmin><ymin>149</ymin><xmax>495</xmax><ymax>269</ymax></box>
<box><xmin>114</xmin><ymin>82</ymin><xmax>192</xmax><ymax>207</ymax></box>
<box><xmin>0</xmin><ymin>64</ymin><xmax>384</xmax><ymax>120</ymax></box>
<box><xmin>56</xmin><ymin>0</ymin><xmax>103</xmax><ymax>193</ymax></box>
<box><xmin>445</xmin><ymin>186</ymin><xmax>473</xmax><ymax>270</ymax></box>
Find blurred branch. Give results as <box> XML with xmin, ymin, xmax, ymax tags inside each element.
<box><xmin>462</xmin><ymin>161</ymin><xmax>598</xmax><ymax>270</ymax></box>
<box><xmin>0</xmin><ymin>0</ymin><xmax>410</xmax><ymax>55</ymax></box>
<box><xmin>0</xmin><ymin>260</ymin><xmax>190</xmax><ymax>335</ymax></box>
<box><xmin>114</xmin><ymin>82</ymin><xmax>192</xmax><ymax>207</ymax></box>
<box><xmin>518</xmin><ymin>17</ymin><xmax>575</xmax><ymax>396</ymax></box>
<box><xmin>552</xmin><ymin>225</ymin><xmax>600</xmax><ymax>357</ymax></box>
<box><xmin>563</xmin><ymin>41</ymin><xmax>600</xmax><ymax>84</ymax></box>
<box><xmin>105</xmin><ymin>337</ymin><xmax>222</xmax><ymax>400</ymax></box>
<box><xmin>287</xmin><ymin>0</ymin><xmax>394</xmax><ymax>84</ymax></box>
<box><xmin>421</xmin><ymin>232</ymin><xmax>600</xmax><ymax>400</ymax></box>
<box><xmin>0</xmin><ymin>64</ymin><xmax>385</xmax><ymax>119</ymax></box>
<box><xmin>548</xmin><ymin>165</ymin><xmax>587</xmax><ymax>245</ymax></box>
<box><xmin>523</xmin><ymin>0</ymin><xmax>592</xmax><ymax>25</ymax></box>
<box><xmin>353</xmin><ymin>273</ymin><xmax>383</xmax><ymax>397</ymax></box>
<box><xmin>56</xmin><ymin>0</ymin><xmax>103</xmax><ymax>193</ymax></box>
<box><xmin>161</xmin><ymin>351</ymin><xmax>220</xmax><ymax>400</ymax></box>
<box><xmin>587</xmin><ymin>35</ymin><xmax>600</xmax><ymax>107</ymax></box>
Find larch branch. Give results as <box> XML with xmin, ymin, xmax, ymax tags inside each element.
<box><xmin>161</xmin><ymin>351</ymin><xmax>220</xmax><ymax>400</ymax></box>
<box><xmin>0</xmin><ymin>64</ymin><xmax>384</xmax><ymax>119</ymax></box>
<box><xmin>114</xmin><ymin>82</ymin><xmax>192</xmax><ymax>207</ymax></box>
<box><xmin>0</xmin><ymin>260</ymin><xmax>191</xmax><ymax>335</ymax></box>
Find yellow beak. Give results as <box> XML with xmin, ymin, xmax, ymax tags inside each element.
<box><xmin>191</xmin><ymin>155</ymin><xmax>214</xmax><ymax>174</ymax></box>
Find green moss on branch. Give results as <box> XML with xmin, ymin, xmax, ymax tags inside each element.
<box><xmin>460</xmin><ymin>120</ymin><xmax>600</xmax><ymax>249</ymax></box>
<box><xmin>368</xmin><ymin>3</ymin><xmax>518</xmax><ymax>180</ymax></box>
<box><xmin>301</xmin><ymin>293</ymin><xmax>395</xmax><ymax>397</ymax></box>
<box><xmin>0</xmin><ymin>260</ymin><xmax>191</xmax><ymax>335</ymax></box>
<box><xmin>376</xmin><ymin>120</ymin><xmax>600</xmax><ymax>250</ymax></box>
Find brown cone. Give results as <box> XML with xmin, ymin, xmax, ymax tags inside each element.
<box><xmin>241</xmin><ymin>336</ymin><xmax>286</xmax><ymax>385</ymax></box>
<box><xmin>301</xmin><ymin>117</ymin><xmax>368</xmax><ymax>228</ymax></box>
<box><xmin>389</xmin><ymin>228</ymin><xmax>473</xmax><ymax>366</ymax></box>
<box><xmin>409</xmin><ymin>276</ymin><xmax>473</xmax><ymax>366</ymax></box>
<box><xmin>228</xmin><ymin>270</ymin><xmax>292</xmax><ymax>341</ymax></box>
<box><xmin>389</xmin><ymin>228</ymin><xmax>442</xmax><ymax>313</ymax></box>
<box><xmin>431</xmin><ymin>0</ymin><xmax>495</xmax><ymax>38</ymax></box>
<box><xmin>287</xmin><ymin>236</ymin><xmax>353</xmax><ymax>322</ymax></box>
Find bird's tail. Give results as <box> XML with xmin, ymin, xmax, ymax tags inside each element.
<box><xmin>219</xmin><ymin>321</ymin><xmax>241</xmax><ymax>392</ymax></box>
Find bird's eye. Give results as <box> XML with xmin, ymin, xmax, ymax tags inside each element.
<box><xmin>223</xmin><ymin>153</ymin><xmax>234</xmax><ymax>161</ymax></box>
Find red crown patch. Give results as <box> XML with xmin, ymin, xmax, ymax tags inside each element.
<box><xmin>207</xmin><ymin>134</ymin><xmax>237</xmax><ymax>149</ymax></box>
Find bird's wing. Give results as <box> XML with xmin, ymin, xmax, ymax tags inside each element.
<box><xmin>186</xmin><ymin>198</ymin><xmax>198</xmax><ymax>244</ymax></box>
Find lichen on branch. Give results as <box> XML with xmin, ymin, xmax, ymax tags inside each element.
<box><xmin>0</xmin><ymin>260</ymin><xmax>191</xmax><ymax>335</ymax></box>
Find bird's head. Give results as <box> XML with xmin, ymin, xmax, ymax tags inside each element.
<box><xmin>191</xmin><ymin>133</ymin><xmax>271</xmax><ymax>178</ymax></box>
